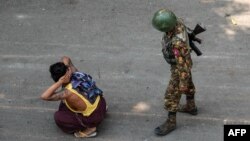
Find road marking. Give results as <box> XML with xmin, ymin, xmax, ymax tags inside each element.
<box><xmin>0</xmin><ymin>54</ymin><xmax>56</xmax><ymax>59</ymax></box>
<box><xmin>1</xmin><ymin>105</ymin><xmax>249</xmax><ymax>124</ymax></box>
<box><xmin>0</xmin><ymin>63</ymin><xmax>47</xmax><ymax>70</ymax></box>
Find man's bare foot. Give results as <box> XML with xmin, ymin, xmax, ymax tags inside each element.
<box><xmin>74</xmin><ymin>127</ymin><xmax>97</xmax><ymax>138</ymax></box>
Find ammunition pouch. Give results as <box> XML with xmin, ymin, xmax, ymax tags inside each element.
<box><xmin>162</xmin><ymin>42</ymin><xmax>176</xmax><ymax>65</ymax></box>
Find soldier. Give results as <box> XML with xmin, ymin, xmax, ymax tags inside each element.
<box><xmin>152</xmin><ymin>9</ymin><xmax>198</xmax><ymax>136</ymax></box>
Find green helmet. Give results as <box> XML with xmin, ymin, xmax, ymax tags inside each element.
<box><xmin>152</xmin><ymin>9</ymin><xmax>177</xmax><ymax>32</ymax></box>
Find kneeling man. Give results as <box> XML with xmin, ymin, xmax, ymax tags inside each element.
<box><xmin>41</xmin><ymin>56</ymin><xmax>107</xmax><ymax>138</ymax></box>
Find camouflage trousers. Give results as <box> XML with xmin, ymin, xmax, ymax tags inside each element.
<box><xmin>164</xmin><ymin>66</ymin><xmax>196</xmax><ymax>112</ymax></box>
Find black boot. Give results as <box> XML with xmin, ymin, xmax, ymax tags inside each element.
<box><xmin>178</xmin><ymin>96</ymin><xmax>198</xmax><ymax>115</ymax></box>
<box><xmin>154</xmin><ymin>112</ymin><xmax>176</xmax><ymax>136</ymax></box>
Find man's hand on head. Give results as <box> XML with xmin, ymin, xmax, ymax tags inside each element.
<box><xmin>61</xmin><ymin>56</ymin><xmax>71</xmax><ymax>66</ymax></box>
<box><xmin>58</xmin><ymin>67</ymin><xmax>72</xmax><ymax>84</ymax></box>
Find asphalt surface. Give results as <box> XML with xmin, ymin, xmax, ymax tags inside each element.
<box><xmin>0</xmin><ymin>0</ymin><xmax>250</xmax><ymax>141</ymax></box>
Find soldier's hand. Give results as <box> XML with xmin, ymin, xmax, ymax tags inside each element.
<box><xmin>180</xmin><ymin>86</ymin><xmax>188</xmax><ymax>93</ymax></box>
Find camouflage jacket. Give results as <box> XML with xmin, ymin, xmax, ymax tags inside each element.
<box><xmin>161</xmin><ymin>19</ymin><xmax>193</xmax><ymax>88</ymax></box>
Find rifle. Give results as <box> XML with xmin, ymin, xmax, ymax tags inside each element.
<box><xmin>187</xmin><ymin>23</ymin><xmax>206</xmax><ymax>56</ymax></box>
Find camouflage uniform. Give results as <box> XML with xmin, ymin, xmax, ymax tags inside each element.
<box><xmin>153</xmin><ymin>9</ymin><xmax>199</xmax><ymax>136</ymax></box>
<box><xmin>161</xmin><ymin>20</ymin><xmax>196</xmax><ymax>113</ymax></box>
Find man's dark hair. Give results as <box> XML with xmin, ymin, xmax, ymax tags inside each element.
<box><xmin>49</xmin><ymin>62</ymin><xmax>68</xmax><ymax>82</ymax></box>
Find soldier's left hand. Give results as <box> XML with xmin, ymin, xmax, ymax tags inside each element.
<box><xmin>180</xmin><ymin>86</ymin><xmax>188</xmax><ymax>93</ymax></box>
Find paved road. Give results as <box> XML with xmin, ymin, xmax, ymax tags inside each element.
<box><xmin>0</xmin><ymin>0</ymin><xmax>250</xmax><ymax>141</ymax></box>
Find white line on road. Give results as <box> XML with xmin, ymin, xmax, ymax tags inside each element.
<box><xmin>1</xmin><ymin>105</ymin><xmax>250</xmax><ymax>124</ymax></box>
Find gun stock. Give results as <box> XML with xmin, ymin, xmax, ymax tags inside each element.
<box><xmin>188</xmin><ymin>23</ymin><xmax>206</xmax><ymax>56</ymax></box>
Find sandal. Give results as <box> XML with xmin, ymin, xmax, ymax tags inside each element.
<box><xmin>74</xmin><ymin>130</ymin><xmax>97</xmax><ymax>138</ymax></box>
